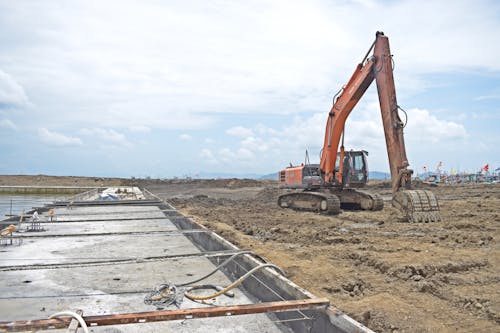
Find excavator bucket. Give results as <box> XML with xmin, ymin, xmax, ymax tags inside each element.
<box><xmin>392</xmin><ymin>190</ymin><xmax>441</xmax><ymax>222</ymax></box>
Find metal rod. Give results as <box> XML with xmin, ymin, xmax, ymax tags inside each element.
<box><xmin>0</xmin><ymin>298</ymin><xmax>330</xmax><ymax>332</ymax></box>
<box><xmin>0</xmin><ymin>249</ymin><xmax>250</xmax><ymax>271</ymax></box>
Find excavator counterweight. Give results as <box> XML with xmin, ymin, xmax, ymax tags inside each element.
<box><xmin>278</xmin><ymin>32</ymin><xmax>441</xmax><ymax>223</ymax></box>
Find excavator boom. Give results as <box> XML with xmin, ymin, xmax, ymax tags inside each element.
<box><xmin>372</xmin><ymin>33</ymin><xmax>440</xmax><ymax>222</ymax></box>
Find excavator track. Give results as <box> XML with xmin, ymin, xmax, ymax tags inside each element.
<box><xmin>355</xmin><ymin>190</ymin><xmax>384</xmax><ymax>211</ymax></box>
<box><xmin>332</xmin><ymin>189</ymin><xmax>384</xmax><ymax>211</ymax></box>
<box><xmin>278</xmin><ymin>192</ymin><xmax>341</xmax><ymax>215</ymax></box>
<box><xmin>393</xmin><ymin>190</ymin><xmax>441</xmax><ymax>223</ymax></box>
<box><xmin>370</xmin><ymin>194</ymin><xmax>384</xmax><ymax>211</ymax></box>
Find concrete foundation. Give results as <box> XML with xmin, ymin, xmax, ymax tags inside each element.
<box><xmin>0</xmin><ymin>187</ymin><xmax>373</xmax><ymax>333</ymax></box>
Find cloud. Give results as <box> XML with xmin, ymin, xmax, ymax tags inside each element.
<box><xmin>0</xmin><ymin>1</ymin><xmax>496</xmax><ymax>176</ymax></box>
<box><xmin>200</xmin><ymin>148</ymin><xmax>217</xmax><ymax>164</ymax></box>
<box><xmin>236</xmin><ymin>147</ymin><xmax>255</xmax><ymax>160</ymax></box>
<box><xmin>179</xmin><ymin>134</ymin><xmax>192</xmax><ymax>140</ymax></box>
<box><xmin>1</xmin><ymin>0</ymin><xmax>499</xmax><ymax>130</ymax></box>
<box><xmin>38</xmin><ymin>128</ymin><xmax>82</xmax><ymax>146</ymax></box>
<box><xmin>226</xmin><ymin>126</ymin><xmax>254</xmax><ymax>138</ymax></box>
<box><xmin>241</xmin><ymin>136</ymin><xmax>271</xmax><ymax>152</ymax></box>
<box><xmin>0</xmin><ymin>118</ymin><xmax>17</xmax><ymax>130</ymax></box>
<box><xmin>282</xmin><ymin>113</ymin><xmax>325</xmax><ymax>149</ymax></box>
<box><xmin>80</xmin><ymin>127</ymin><xmax>131</xmax><ymax>147</ymax></box>
<box><xmin>0</xmin><ymin>70</ymin><xmax>29</xmax><ymax>109</ymax></box>
<box><xmin>206</xmin><ymin>104</ymin><xmax>468</xmax><ymax>172</ymax></box>
<box><xmin>405</xmin><ymin>108</ymin><xmax>467</xmax><ymax>143</ymax></box>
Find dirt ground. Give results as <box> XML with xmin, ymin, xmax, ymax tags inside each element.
<box><xmin>145</xmin><ymin>178</ymin><xmax>499</xmax><ymax>333</ymax></box>
<box><xmin>1</xmin><ymin>175</ymin><xmax>498</xmax><ymax>332</ymax></box>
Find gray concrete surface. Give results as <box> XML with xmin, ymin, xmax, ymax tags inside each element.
<box><xmin>0</xmin><ymin>202</ymin><xmax>294</xmax><ymax>332</ymax></box>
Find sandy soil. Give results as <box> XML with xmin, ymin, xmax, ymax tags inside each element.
<box><xmin>2</xmin><ymin>175</ymin><xmax>498</xmax><ymax>332</ymax></box>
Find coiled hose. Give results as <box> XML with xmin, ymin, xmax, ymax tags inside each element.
<box><xmin>144</xmin><ymin>251</ymin><xmax>285</xmax><ymax>306</ymax></box>
<box><xmin>185</xmin><ymin>263</ymin><xmax>284</xmax><ymax>301</ymax></box>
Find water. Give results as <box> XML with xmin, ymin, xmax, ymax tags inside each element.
<box><xmin>0</xmin><ymin>194</ymin><xmax>65</xmax><ymax>220</ymax></box>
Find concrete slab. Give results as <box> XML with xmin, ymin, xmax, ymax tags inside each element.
<box><xmin>0</xmin><ymin>196</ymin><xmax>297</xmax><ymax>333</ymax></box>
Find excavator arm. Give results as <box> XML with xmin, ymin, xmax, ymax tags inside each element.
<box><xmin>319</xmin><ymin>31</ymin><xmax>441</xmax><ymax>222</ymax></box>
<box><xmin>320</xmin><ymin>49</ymin><xmax>376</xmax><ymax>184</ymax></box>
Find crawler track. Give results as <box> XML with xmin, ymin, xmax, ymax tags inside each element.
<box><xmin>277</xmin><ymin>192</ymin><xmax>341</xmax><ymax>215</ymax></box>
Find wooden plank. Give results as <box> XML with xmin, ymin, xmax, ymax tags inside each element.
<box><xmin>0</xmin><ymin>298</ymin><xmax>329</xmax><ymax>332</ymax></box>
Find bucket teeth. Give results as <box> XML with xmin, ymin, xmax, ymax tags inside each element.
<box><xmin>394</xmin><ymin>190</ymin><xmax>441</xmax><ymax>223</ymax></box>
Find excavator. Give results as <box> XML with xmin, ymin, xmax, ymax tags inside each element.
<box><xmin>277</xmin><ymin>32</ymin><xmax>441</xmax><ymax>222</ymax></box>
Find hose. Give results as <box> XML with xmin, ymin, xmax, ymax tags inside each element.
<box><xmin>397</xmin><ymin>105</ymin><xmax>408</xmax><ymax>128</ymax></box>
<box><xmin>186</xmin><ymin>284</ymin><xmax>234</xmax><ymax>298</ymax></box>
<box><xmin>144</xmin><ymin>251</ymin><xmax>281</xmax><ymax>306</ymax></box>
<box><xmin>184</xmin><ymin>263</ymin><xmax>284</xmax><ymax>301</ymax></box>
<box><xmin>49</xmin><ymin>311</ymin><xmax>89</xmax><ymax>333</ymax></box>
<box><xmin>177</xmin><ymin>250</ymin><xmax>264</xmax><ymax>286</ymax></box>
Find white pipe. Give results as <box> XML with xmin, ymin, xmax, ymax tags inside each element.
<box><xmin>49</xmin><ymin>311</ymin><xmax>89</xmax><ymax>333</ymax></box>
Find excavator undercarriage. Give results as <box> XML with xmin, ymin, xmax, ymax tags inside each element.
<box><xmin>277</xmin><ymin>188</ymin><xmax>383</xmax><ymax>215</ymax></box>
<box><xmin>278</xmin><ymin>191</ymin><xmax>341</xmax><ymax>215</ymax></box>
<box><xmin>278</xmin><ymin>188</ymin><xmax>440</xmax><ymax>222</ymax></box>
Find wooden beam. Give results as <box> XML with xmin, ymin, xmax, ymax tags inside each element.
<box><xmin>0</xmin><ymin>298</ymin><xmax>329</xmax><ymax>332</ymax></box>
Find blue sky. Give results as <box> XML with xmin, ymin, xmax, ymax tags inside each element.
<box><xmin>0</xmin><ymin>0</ymin><xmax>499</xmax><ymax>178</ymax></box>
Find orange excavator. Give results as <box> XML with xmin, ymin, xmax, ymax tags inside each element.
<box><xmin>277</xmin><ymin>32</ymin><xmax>441</xmax><ymax>222</ymax></box>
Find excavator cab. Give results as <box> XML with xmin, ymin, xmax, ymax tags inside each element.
<box><xmin>338</xmin><ymin>150</ymin><xmax>369</xmax><ymax>187</ymax></box>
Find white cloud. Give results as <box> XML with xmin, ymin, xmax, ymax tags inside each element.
<box><xmin>38</xmin><ymin>128</ymin><xmax>82</xmax><ymax>146</ymax></box>
<box><xmin>282</xmin><ymin>113</ymin><xmax>325</xmax><ymax>149</ymax></box>
<box><xmin>208</xmin><ymin>103</ymin><xmax>468</xmax><ymax>172</ymax></box>
<box><xmin>1</xmin><ymin>0</ymin><xmax>499</xmax><ymax>130</ymax></box>
<box><xmin>226</xmin><ymin>126</ymin><xmax>254</xmax><ymax>138</ymax></box>
<box><xmin>0</xmin><ymin>70</ymin><xmax>29</xmax><ymax>109</ymax></box>
<box><xmin>200</xmin><ymin>148</ymin><xmax>217</xmax><ymax>164</ymax></box>
<box><xmin>218</xmin><ymin>148</ymin><xmax>234</xmax><ymax>163</ymax></box>
<box><xmin>80</xmin><ymin>127</ymin><xmax>131</xmax><ymax>147</ymax></box>
<box><xmin>405</xmin><ymin>108</ymin><xmax>467</xmax><ymax>143</ymax></box>
<box><xmin>241</xmin><ymin>136</ymin><xmax>270</xmax><ymax>152</ymax></box>
<box><xmin>0</xmin><ymin>118</ymin><xmax>17</xmax><ymax>130</ymax></box>
<box><xmin>179</xmin><ymin>134</ymin><xmax>192</xmax><ymax>140</ymax></box>
<box><xmin>236</xmin><ymin>147</ymin><xmax>255</xmax><ymax>160</ymax></box>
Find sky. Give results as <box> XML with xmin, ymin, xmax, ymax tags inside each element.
<box><xmin>0</xmin><ymin>0</ymin><xmax>499</xmax><ymax>178</ymax></box>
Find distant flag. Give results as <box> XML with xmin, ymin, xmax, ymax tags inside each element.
<box><xmin>435</xmin><ymin>161</ymin><xmax>443</xmax><ymax>173</ymax></box>
<box><xmin>423</xmin><ymin>165</ymin><xmax>427</xmax><ymax>172</ymax></box>
<box><xmin>482</xmin><ymin>164</ymin><xmax>489</xmax><ymax>172</ymax></box>
<box><xmin>451</xmin><ymin>169</ymin><xmax>457</xmax><ymax>175</ymax></box>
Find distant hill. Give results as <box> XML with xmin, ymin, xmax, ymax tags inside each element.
<box><xmin>369</xmin><ymin>171</ymin><xmax>390</xmax><ymax>180</ymax></box>
<box><xmin>260</xmin><ymin>173</ymin><xmax>278</xmax><ymax>180</ymax></box>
